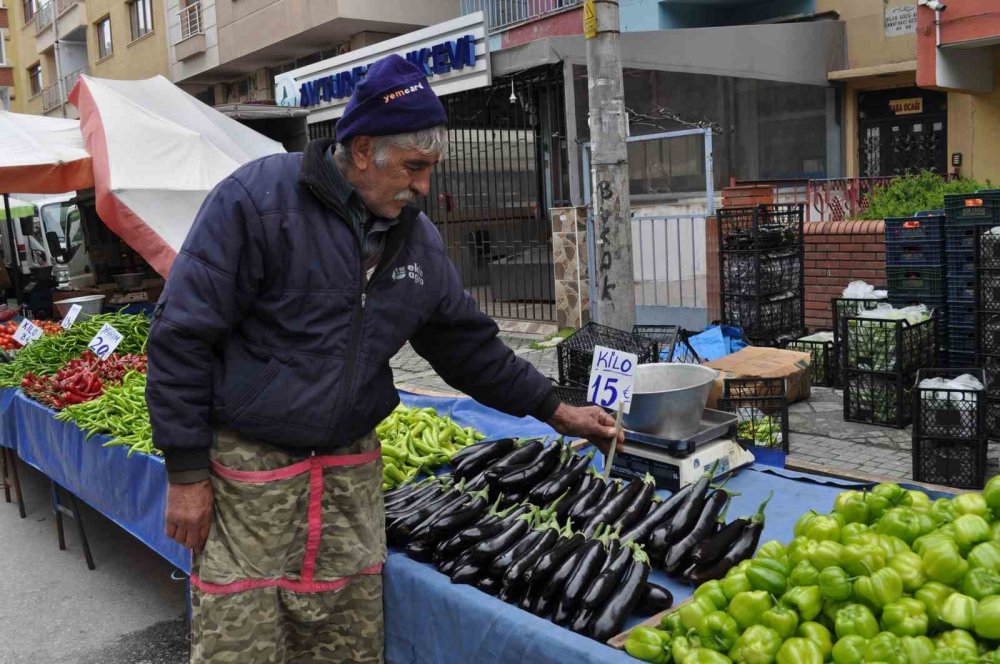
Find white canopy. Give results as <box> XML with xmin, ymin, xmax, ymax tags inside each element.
<box><xmin>70</xmin><ymin>75</ymin><xmax>285</xmax><ymax>277</ymax></box>
<box><xmin>0</xmin><ymin>111</ymin><xmax>94</xmax><ymax>194</ymax></box>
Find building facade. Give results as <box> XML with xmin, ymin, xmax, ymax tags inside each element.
<box><xmin>1</xmin><ymin>2</ymin><xmax>15</xmax><ymax>109</ymax></box>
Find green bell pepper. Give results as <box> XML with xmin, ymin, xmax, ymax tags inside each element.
<box><xmin>863</xmin><ymin>632</ymin><xmax>908</xmax><ymax>664</ymax></box>
<box><xmin>788</xmin><ymin>538</ymin><xmax>820</xmax><ymax>568</ymax></box>
<box><xmin>940</xmin><ymin>593</ymin><xmax>978</xmax><ymax>630</ymax></box>
<box><xmin>723</xmin><ymin>570</ymin><xmax>754</xmax><ymax>601</ymax></box>
<box><xmin>952</xmin><ymin>513</ymin><xmax>991</xmax><ymax>553</ymax></box>
<box><xmin>985</xmin><ymin>475</ymin><xmax>1000</xmax><ymax>513</ymax></box>
<box><xmin>899</xmin><ymin>636</ymin><xmax>935</xmax><ymax>664</ymax></box>
<box><xmin>872</xmin><ymin>482</ymin><xmax>910</xmax><ymax>505</ymax></box>
<box><xmin>878</xmin><ymin>534</ymin><xmax>912</xmax><ymax>558</ymax></box>
<box><xmin>968</xmin><ymin>541</ymin><xmax>1000</xmax><ymax>572</ymax></box>
<box><xmin>776</xmin><ymin>638</ymin><xmax>823</xmax><ymax>664</ymax></box>
<box><xmin>908</xmin><ymin>490</ymin><xmax>932</xmax><ymax>514</ymax></box>
<box><xmin>685</xmin><ymin>648</ymin><xmax>732</xmax><ymax>664</ymax></box>
<box><xmin>729</xmin><ymin>625</ymin><xmax>782</xmax><ymax>664</ymax></box>
<box><xmin>797</xmin><ymin>622</ymin><xmax>832</xmax><ymax>659</ymax></box>
<box><xmin>747</xmin><ymin>558</ymin><xmax>788</xmax><ymax>596</ymax></box>
<box><xmin>993</xmin><ymin>521</ymin><xmax>1000</xmax><ymax>543</ymax></box>
<box><xmin>660</xmin><ymin>610</ymin><xmax>684</xmax><ymax>636</ymax></box>
<box><xmin>809</xmin><ymin>541</ymin><xmax>845</xmax><ymax>571</ymax></box>
<box><xmin>727</xmin><ymin>591</ymin><xmax>772</xmax><ymax>631</ymax></box>
<box><xmin>832</xmin><ymin>635</ymin><xmax>867</xmax><ymax>664</ymax></box>
<box><xmin>823</xmin><ymin>598</ymin><xmax>852</xmax><ymax>625</ymax></box>
<box><xmin>866</xmin><ymin>494</ymin><xmax>892</xmax><ymax>522</ymax></box>
<box><xmin>952</xmin><ymin>492</ymin><xmax>988</xmax><ymax>518</ymax></box>
<box><xmin>974</xmin><ymin>595</ymin><xmax>1000</xmax><ymax>640</ymax></box>
<box><xmin>915</xmin><ymin>581</ymin><xmax>955</xmax><ymax>630</ymax></box>
<box><xmin>922</xmin><ymin>540</ymin><xmax>969</xmax><ymax>586</ymax></box>
<box><xmin>673</xmin><ymin>635</ymin><xmax>695</xmax><ymax>663</ymax></box>
<box><xmin>853</xmin><ymin>567</ymin><xmax>904</xmax><ymax>610</ymax></box>
<box><xmin>819</xmin><ymin>566</ymin><xmax>854</xmax><ymax>601</ymax></box>
<box><xmin>789</xmin><ymin>561</ymin><xmax>819</xmax><ymax>588</ymax></box>
<box><xmin>876</xmin><ymin>507</ymin><xmax>926</xmax><ymax>544</ymax></box>
<box><xmin>794</xmin><ymin>510</ymin><xmax>820</xmax><ymax>538</ymax></box>
<box><xmin>756</xmin><ymin>541</ymin><xmax>788</xmax><ymax>564</ymax></box>
<box><xmin>840</xmin><ymin>522</ymin><xmax>870</xmax><ymax>545</ymax></box>
<box><xmin>781</xmin><ymin>585</ymin><xmax>822</xmax><ymax>621</ymax></box>
<box><xmin>887</xmin><ymin>550</ymin><xmax>928</xmax><ymax>593</ymax></box>
<box><xmin>804</xmin><ymin>513</ymin><xmax>844</xmax><ymax>542</ymax></box>
<box><xmin>761</xmin><ymin>605</ymin><xmax>799</xmax><ymax>639</ymax></box>
<box><xmin>960</xmin><ymin>567</ymin><xmax>1000</xmax><ymax>600</ymax></box>
<box><xmin>834</xmin><ymin>604</ymin><xmax>880</xmax><ymax>639</ymax></box>
<box><xmin>913</xmin><ymin>530</ymin><xmax>955</xmax><ymax>557</ymax></box>
<box><xmin>625</xmin><ymin>626</ymin><xmax>672</xmax><ymax>664</ymax></box>
<box><xmin>697</xmin><ymin>611</ymin><xmax>740</xmax><ymax>653</ymax></box>
<box><xmin>695</xmin><ymin>580</ymin><xmax>730</xmax><ymax>611</ymax></box>
<box><xmin>841</xmin><ymin>544</ymin><xmax>885</xmax><ymax>576</ymax></box>
<box><xmin>881</xmin><ymin>598</ymin><xmax>929</xmax><ymax>637</ymax></box>
<box><xmin>834</xmin><ymin>491</ymin><xmax>871</xmax><ymax>525</ymax></box>
<box><xmin>680</xmin><ymin>596</ymin><xmax>719</xmax><ymax>632</ymax></box>
<box><xmin>932</xmin><ymin>497</ymin><xmax>956</xmax><ymax>524</ymax></box>
<box><xmin>934</xmin><ymin>629</ymin><xmax>979</xmax><ymax>657</ymax></box>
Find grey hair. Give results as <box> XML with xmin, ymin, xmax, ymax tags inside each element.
<box><xmin>334</xmin><ymin>126</ymin><xmax>448</xmax><ymax>168</ymax></box>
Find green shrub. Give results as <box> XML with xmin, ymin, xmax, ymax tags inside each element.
<box><xmin>862</xmin><ymin>171</ymin><xmax>991</xmax><ymax>220</ymax></box>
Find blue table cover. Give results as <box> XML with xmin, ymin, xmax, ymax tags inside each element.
<box><xmin>0</xmin><ymin>387</ymin><xmax>954</xmax><ymax>663</ymax></box>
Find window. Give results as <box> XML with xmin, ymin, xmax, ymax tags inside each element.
<box><xmin>128</xmin><ymin>0</ymin><xmax>153</xmax><ymax>41</ymax></box>
<box><xmin>0</xmin><ymin>29</ymin><xmax>7</xmax><ymax>65</ymax></box>
<box><xmin>96</xmin><ymin>16</ymin><xmax>112</xmax><ymax>58</ymax></box>
<box><xmin>22</xmin><ymin>0</ymin><xmax>36</xmax><ymax>23</ymax></box>
<box><xmin>28</xmin><ymin>63</ymin><xmax>42</xmax><ymax>96</ymax></box>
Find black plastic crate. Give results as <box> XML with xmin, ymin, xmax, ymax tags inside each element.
<box><xmin>552</xmin><ymin>384</ymin><xmax>597</xmax><ymax>409</ymax></box>
<box><xmin>888</xmin><ymin>296</ymin><xmax>947</xmax><ymax>310</ymax></box>
<box><xmin>948</xmin><ymin>276</ymin><xmax>976</xmax><ymax>303</ymax></box>
<box><xmin>913</xmin><ymin>368</ymin><xmax>988</xmax><ymax>440</ymax></box>
<box><xmin>719</xmin><ymin>377</ymin><xmax>789</xmax><ymax>453</ymax></box>
<box><xmin>719</xmin><ymin>204</ymin><xmax>804</xmax><ymax>252</ymax></box>
<box><xmin>979</xmin><ymin>271</ymin><xmax>1000</xmax><ymax>312</ymax></box>
<box><xmin>885</xmin><ymin>242</ymin><xmax>945</xmax><ymax>267</ymax></box>
<box><xmin>984</xmin><ymin>354</ymin><xmax>1000</xmax><ymax>399</ymax></box>
<box><xmin>913</xmin><ymin>437</ymin><xmax>989</xmax><ymax>489</ymax></box>
<box><xmin>988</xmin><ymin>399</ymin><xmax>1000</xmax><ymax>442</ymax></box>
<box><xmin>831</xmin><ymin>297</ymin><xmax>888</xmax><ymax>346</ymax></box>
<box><xmin>976</xmin><ymin>231</ymin><xmax>1000</xmax><ymax>271</ymax></box>
<box><xmin>945</xmin><ymin>192</ymin><xmax>1000</xmax><ymax>226</ymax></box>
<box><xmin>721</xmin><ymin>250</ymin><xmax>803</xmax><ymax>296</ymax></box>
<box><xmin>722</xmin><ymin>292</ymin><xmax>803</xmax><ymax>342</ymax></box>
<box><xmin>556</xmin><ymin>322</ymin><xmax>659</xmax><ymax>388</ymax></box>
<box><xmin>978</xmin><ymin>313</ymin><xmax>1000</xmax><ymax>357</ymax></box>
<box><xmin>885</xmin><ymin>215</ymin><xmax>945</xmax><ymax>243</ymax></box>
<box><xmin>844</xmin><ymin>370</ymin><xmax>916</xmax><ymax>428</ymax></box>
<box><xmin>843</xmin><ymin>313</ymin><xmax>938</xmax><ymax>374</ymax></box>
<box><xmin>887</xmin><ymin>266</ymin><xmax>947</xmax><ymax>302</ymax></box>
<box><xmin>948</xmin><ymin>324</ymin><xmax>977</xmax><ymax>354</ymax></box>
<box><xmin>946</xmin><ymin>250</ymin><xmax>976</xmax><ymax>275</ymax></box>
<box><xmin>946</xmin><ymin>226</ymin><xmax>979</xmax><ymax>252</ymax></box>
<box><xmin>632</xmin><ymin>324</ymin><xmax>680</xmax><ymax>362</ymax></box>
<box><xmin>950</xmin><ymin>350</ymin><xmax>978</xmax><ymax>369</ymax></box>
<box><xmin>787</xmin><ymin>335</ymin><xmax>835</xmax><ymax>387</ymax></box>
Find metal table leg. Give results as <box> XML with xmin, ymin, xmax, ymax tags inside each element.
<box><xmin>1</xmin><ymin>448</ymin><xmax>26</xmax><ymax>519</ymax></box>
<box><xmin>50</xmin><ymin>481</ymin><xmax>96</xmax><ymax>570</ymax></box>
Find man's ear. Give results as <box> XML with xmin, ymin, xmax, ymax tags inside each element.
<box><xmin>351</xmin><ymin>136</ymin><xmax>375</xmax><ymax>171</ymax></box>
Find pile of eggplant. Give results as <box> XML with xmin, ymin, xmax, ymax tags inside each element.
<box><xmin>383</xmin><ymin>437</ymin><xmax>771</xmax><ymax>642</ymax></box>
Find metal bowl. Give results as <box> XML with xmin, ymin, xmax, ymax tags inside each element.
<box><xmin>112</xmin><ymin>272</ymin><xmax>144</xmax><ymax>290</ymax></box>
<box><xmin>622</xmin><ymin>363</ymin><xmax>720</xmax><ymax>440</ymax></box>
<box><xmin>54</xmin><ymin>294</ymin><xmax>105</xmax><ymax>319</ymax></box>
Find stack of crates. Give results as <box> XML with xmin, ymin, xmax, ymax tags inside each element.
<box><xmin>975</xmin><ymin>229</ymin><xmax>1000</xmax><ymax>446</ymax></box>
<box><xmin>718</xmin><ymin>204</ymin><xmax>805</xmax><ymax>345</ymax></box>
<box><xmin>945</xmin><ymin>191</ymin><xmax>1000</xmax><ymax>366</ymax></box>
<box><xmin>828</xmin><ymin>297</ymin><xmax>888</xmax><ymax>387</ymax></box>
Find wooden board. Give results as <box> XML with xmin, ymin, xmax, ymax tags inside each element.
<box><xmin>606</xmin><ymin>597</ymin><xmax>694</xmax><ymax>649</ymax></box>
<box><xmin>784</xmin><ymin>457</ymin><xmax>969</xmax><ymax>495</ymax></box>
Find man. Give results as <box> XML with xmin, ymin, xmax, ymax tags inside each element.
<box><xmin>147</xmin><ymin>54</ymin><xmax>623</xmax><ymax>663</ymax></box>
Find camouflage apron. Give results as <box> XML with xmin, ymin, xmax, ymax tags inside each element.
<box><xmin>189</xmin><ymin>429</ymin><xmax>385</xmax><ymax>664</ymax></box>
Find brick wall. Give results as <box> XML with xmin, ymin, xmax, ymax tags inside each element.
<box><xmin>805</xmin><ymin>220</ymin><xmax>887</xmax><ymax>330</ymax></box>
<box><xmin>0</xmin><ymin>6</ymin><xmax>8</xmax><ymax>29</ymax></box>
<box><xmin>0</xmin><ymin>67</ymin><xmax>12</xmax><ymax>88</ymax></box>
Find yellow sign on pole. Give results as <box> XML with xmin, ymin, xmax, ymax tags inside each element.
<box><xmin>584</xmin><ymin>0</ymin><xmax>597</xmax><ymax>39</ymax></box>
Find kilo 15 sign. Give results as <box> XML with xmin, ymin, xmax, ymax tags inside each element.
<box><xmin>588</xmin><ymin>345</ymin><xmax>637</xmax><ymax>413</ymax></box>
<box><xmin>88</xmin><ymin>323</ymin><xmax>124</xmax><ymax>360</ymax></box>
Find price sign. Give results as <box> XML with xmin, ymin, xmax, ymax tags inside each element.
<box><xmin>60</xmin><ymin>304</ymin><xmax>83</xmax><ymax>330</ymax></box>
<box><xmin>87</xmin><ymin>323</ymin><xmax>124</xmax><ymax>360</ymax></box>
<box><xmin>13</xmin><ymin>319</ymin><xmax>44</xmax><ymax>346</ymax></box>
<box><xmin>588</xmin><ymin>345</ymin><xmax>638</xmax><ymax>414</ymax></box>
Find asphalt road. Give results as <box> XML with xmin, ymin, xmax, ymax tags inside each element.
<box><xmin>0</xmin><ymin>460</ymin><xmax>189</xmax><ymax>664</ymax></box>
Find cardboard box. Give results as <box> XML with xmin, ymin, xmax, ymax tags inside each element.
<box><xmin>704</xmin><ymin>347</ymin><xmax>813</xmax><ymax>407</ymax></box>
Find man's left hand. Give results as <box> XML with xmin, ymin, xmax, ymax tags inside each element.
<box><xmin>546</xmin><ymin>403</ymin><xmax>625</xmax><ymax>456</ymax></box>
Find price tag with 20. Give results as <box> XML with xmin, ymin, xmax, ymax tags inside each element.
<box><xmin>88</xmin><ymin>323</ymin><xmax>124</xmax><ymax>361</ymax></box>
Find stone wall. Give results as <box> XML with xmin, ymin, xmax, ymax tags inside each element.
<box><xmin>551</xmin><ymin>207</ymin><xmax>590</xmax><ymax>330</ymax></box>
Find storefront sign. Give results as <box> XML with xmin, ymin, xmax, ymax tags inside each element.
<box><xmin>889</xmin><ymin>97</ymin><xmax>923</xmax><ymax>115</ymax></box>
<box><xmin>275</xmin><ymin>12</ymin><xmax>489</xmax><ymax>123</ymax></box>
<box><xmin>885</xmin><ymin>5</ymin><xmax>917</xmax><ymax>37</ymax></box>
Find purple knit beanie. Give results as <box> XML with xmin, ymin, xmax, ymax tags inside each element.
<box><xmin>335</xmin><ymin>54</ymin><xmax>448</xmax><ymax>143</ymax></box>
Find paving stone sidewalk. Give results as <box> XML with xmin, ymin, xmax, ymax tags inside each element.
<box><xmin>392</xmin><ymin>338</ymin><xmax>999</xmax><ymax>484</ymax></box>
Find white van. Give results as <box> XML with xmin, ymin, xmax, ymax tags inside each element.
<box><xmin>0</xmin><ymin>193</ymin><xmax>94</xmax><ymax>289</ymax></box>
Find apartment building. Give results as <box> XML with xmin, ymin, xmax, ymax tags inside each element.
<box><xmin>1</xmin><ymin>2</ymin><xmax>14</xmax><ymax>109</ymax></box>
<box><xmin>7</xmin><ymin>0</ymin><xmax>168</xmax><ymax>117</ymax></box>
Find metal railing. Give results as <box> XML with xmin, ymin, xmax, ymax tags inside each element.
<box><xmin>178</xmin><ymin>2</ymin><xmax>202</xmax><ymax>41</ymax></box>
<box><xmin>62</xmin><ymin>66</ymin><xmax>87</xmax><ymax>95</ymax></box>
<box><xmin>461</xmin><ymin>0</ymin><xmax>580</xmax><ymax>33</ymax></box>
<box><xmin>41</xmin><ymin>81</ymin><xmax>62</xmax><ymax>111</ymax></box>
<box><xmin>56</xmin><ymin>0</ymin><xmax>78</xmax><ymax>15</ymax></box>
<box><xmin>35</xmin><ymin>0</ymin><xmax>53</xmax><ymax>33</ymax></box>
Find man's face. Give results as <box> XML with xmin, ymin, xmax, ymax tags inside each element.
<box><xmin>349</xmin><ymin>138</ymin><xmax>440</xmax><ymax>219</ymax></box>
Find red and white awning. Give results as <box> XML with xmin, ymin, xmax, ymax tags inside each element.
<box><xmin>0</xmin><ymin>111</ymin><xmax>94</xmax><ymax>194</ymax></box>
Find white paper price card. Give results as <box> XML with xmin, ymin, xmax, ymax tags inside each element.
<box><xmin>88</xmin><ymin>323</ymin><xmax>124</xmax><ymax>360</ymax></box>
<box><xmin>588</xmin><ymin>345</ymin><xmax>638</xmax><ymax>414</ymax></box>
<box><xmin>13</xmin><ymin>319</ymin><xmax>44</xmax><ymax>347</ymax></box>
<box><xmin>60</xmin><ymin>304</ymin><xmax>83</xmax><ymax>330</ymax></box>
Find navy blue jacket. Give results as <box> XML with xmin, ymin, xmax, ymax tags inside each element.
<box><xmin>147</xmin><ymin>139</ymin><xmax>559</xmax><ymax>477</ymax></box>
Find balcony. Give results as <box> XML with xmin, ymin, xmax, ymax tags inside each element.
<box><xmin>63</xmin><ymin>65</ymin><xmax>87</xmax><ymax>96</ymax></box>
<box><xmin>41</xmin><ymin>81</ymin><xmax>61</xmax><ymax>112</ymax></box>
<box><xmin>461</xmin><ymin>0</ymin><xmax>580</xmax><ymax>34</ymax></box>
<box><xmin>56</xmin><ymin>0</ymin><xmax>78</xmax><ymax>14</ymax></box>
<box><xmin>35</xmin><ymin>0</ymin><xmax>53</xmax><ymax>33</ymax></box>
<box><xmin>174</xmin><ymin>2</ymin><xmax>206</xmax><ymax>61</ymax></box>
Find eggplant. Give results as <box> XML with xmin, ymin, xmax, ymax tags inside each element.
<box><xmin>620</xmin><ymin>483</ymin><xmax>694</xmax><ymax>545</ymax></box>
<box><xmin>690</xmin><ymin>519</ymin><xmax>748</xmax><ymax>566</ymax></box>
<box><xmin>541</xmin><ymin>543</ymin><xmax>586</xmax><ymax>600</ymax></box>
<box><xmin>451</xmin><ymin>438</ymin><xmax>516</xmax><ymax>481</ymax></box>
<box><xmin>403</xmin><ymin>538</ymin><xmax>436</xmax><ymax>562</ymax></box>
<box><xmin>450</xmin><ymin>562</ymin><xmax>486</xmax><ymax>585</ymax></box>
<box><xmin>565</xmin><ymin>477</ymin><xmax>607</xmax><ymax>523</ymax></box>
<box><xmin>685</xmin><ymin>492</ymin><xmax>771</xmax><ymax>585</ymax></box>
<box><xmin>662</xmin><ymin>489</ymin><xmax>730</xmax><ymax>574</ymax></box>
<box><xmin>611</xmin><ymin>473</ymin><xmax>656</xmax><ymax>533</ymax></box>
<box><xmin>490</xmin><ymin>525</ymin><xmax>546</xmax><ymax>578</ymax></box>
<box><xmin>439</xmin><ymin>549</ymin><xmax>475</xmax><ymax>576</ymax></box>
<box><xmin>646</xmin><ymin>465</ymin><xmax>716</xmax><ymax>561</ymax></box>
<box><xmin>579</xmin><ymin>541</ymin><xmax>633</xmax><ymax>609</ymax></box>
<box><xmin>386</xmin><ymin>481</ymin><xmax>458</xmax><ymax>526</ymax></box>
<box><xmin>558</xmin><ymin>526</ymin><xmax>611</xmax><ymax>611</ymax></box>
<box><xmin>569</xmin><ymin>606</ymin><xmax>597</xmax><ymax>636</ymax></box>
<box><xmin>588</xmin><ymin>550</ymin><xmax>651</xmax><ymax>642</ymax></box>
<box><xmin>582</xmin><ymin>478</ymin><xmax>644</xmax><ymax>538</ymax></box>
<box><xmin>400</xmin><ymin>490</ymin><xmax>474</xmax><ymax>543</ymax></box>
<box><xmin>475</xmin><ymin>575</ymin><xmax>502</xmax><ymax>596</ymax></box>
<box><xmin>637</xmin><ymin>583</ymin><xmax>673</xmax><ymax>615</ymax></box>
<box><xmin>414</xmin><ymin>488</ymin><xmax>491</xmax><ymax>542</ymax></box>
<box><xmin>488</xmin><ymin>439</ymin><xmax>545</xmax><ymax>475</ymax></box>
<box><xmin>556</xmin><ymin>473</ymin><xmax>597</xmax><ymax>521</ymax></box>
<box><xmin>552</xmin><ymin>597</ymin><xmax>576</xmax><ymax>627</ymax></box>
<box><xmin>502</xmin><ymin>524</ymin><xmax>562</xmax><ymax>589</ymax></box>
<box><xmin>470</xmin><ymin>512</ymin><xmax>533</xmax><ymax>563</ymax></box>
<box><xmin>385</xmin><ymin>482</ymin><xmax>449</xmax><ymax>520</ymax></box>
<box><xmin>498</xmin><ymin>582</ymin><xmax>529</xmax><ymax>605</ymax></box>
<box><xmin>384</xmin><ymin>477</ymin><xmax>436</xmax><ymax>507</ymax></box>
<box><xmin>534</xmin><ymin>451</ymin><xmax>594</xmax><ymax>505</ymax></box>
<box><xmin>518</xmin><ymin>590</ymin><xmax>536</xmax><ymax>612</ymax></box>
<box><xmin>530</xmin><ymin>587</ymin><xmax>557</xmax><ymax>618</ymax></box>
<box><xmin>496</xmin><ymin>442</ymin><xmax>561</xmax><ymax>493</ymax></box>
<box><xmin>527</xmin><ymin>532</ymin><xmax>585</xmax><ymax>588</ymax></box>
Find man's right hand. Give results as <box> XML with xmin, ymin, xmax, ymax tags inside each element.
<box><xmin>165</xmin><ymin>480</ymin><xmax>213</xmax><ymax>554</ymax></box>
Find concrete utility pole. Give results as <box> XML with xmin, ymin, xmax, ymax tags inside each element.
<box><xmin>584</xmin><ymin>0</ymin><xmax>635</xmax><ymax>331</ymax></box>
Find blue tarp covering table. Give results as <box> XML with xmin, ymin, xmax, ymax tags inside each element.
<box><xmin>0</xmin><ymin>386</ymin><xmax>953</xmax><ymax>663</ymax></box>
